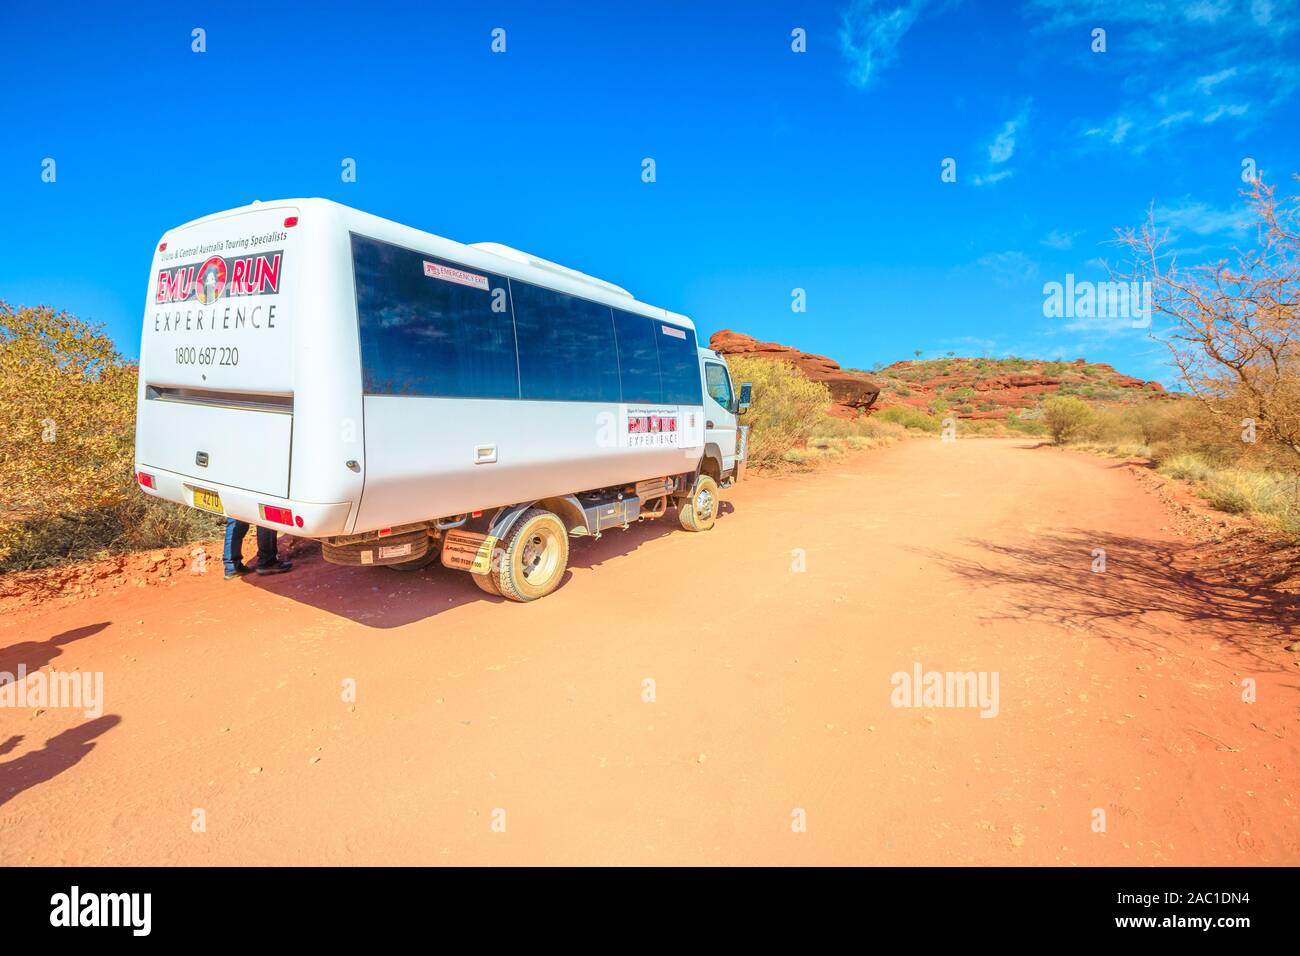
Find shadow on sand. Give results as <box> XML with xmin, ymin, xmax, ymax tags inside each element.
<box><xmin>0</xmin><ymin>715</ymin><xmax>122</xmax><ymax>809</ymax></box>
<box><xmin>0</xmin><ymin>622</ymin><xmax>110</xmax><ymax>676</ymax></box>
<box><xmin>238</xmin><ymin>502</ymin><xmax>737</xmax><ymax>628</ymax></box>
<box><xmin>921</xmin><ymin>527</ymin><xmax>1298</xmax><ymax>670</ymax></box>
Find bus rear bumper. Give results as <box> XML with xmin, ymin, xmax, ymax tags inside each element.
<box><xmin>133</xmin><ymin>464</ymin><xmax>353</xmax><ymax>538</ymax></box>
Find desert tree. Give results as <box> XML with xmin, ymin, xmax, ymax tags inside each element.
<box><xmin>1115</xmin><ymin>177</ymin><xmax>1300</xmax><ymax>463</ymax></box>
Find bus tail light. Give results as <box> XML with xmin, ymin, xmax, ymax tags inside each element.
<box><xmin>261</xmin><ymin>504</ymin><xmax>295</xmax><ymax>525</ymax></box>
<box><xmin>284</xmin><ymin>216</ymin><xmax>299</xmax><ymax>228</ymax></box>
<box><xmin>137</xmin><ymin>471</ymin><xmax>155</xmax><ymax>489</ymax></box>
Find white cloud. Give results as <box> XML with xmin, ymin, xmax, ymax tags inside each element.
<box><xmin>988</xmin><ymin>110</ymin><xmax>1026</xmax><ymax>163</ymax></box>
<box><xmin>838</xmin><ymin>0</ymin><xmax>931</xmax><ymax>89</ymax></box>
<box><xmin>1062</xmin><ymin>312</ymin><xmax>1144</xmax><ymax>335</ymax></box>
<box><xmin>972</xmin><ymin>101</ymin><xmax>1031</xmax><ymax>185</ymax></box>
<box><xmin>1028</xmin><ymin>0</ymin><xmax>1299</xmax><ymax>152</ymax></box>
<box><xmin>974</xmin><ymin>251</ymin><xmax>1040</xmax><ymax>286</ymax></box>
<box><xmin>1153</xmin><ymin>198</ymin><xmax>1250</xmax><ymax>237</ymax></box>
<box><xmin>1084</xmin><ymin>115</ymin><xmax>1135</xmax><ymax>145</ymax></box>
<box><xmin>1194</xmin><ymin>67</ymin><xmax>1238</xmax><ymax>92</ymax></box>
<box><xmin>1202</xmin><ymin>102</ymin><xmax>1249</xmax><ymax>122</ymax></box>
<box><xmin>1185</xmin><ymin>0</ymin><xmax>1232</xmax><ymax>23</ymax></box>
<box><xmin>1041</xmin><ymin>230</ymin><xmax>1079</xmax><ymax>250</ymax></box>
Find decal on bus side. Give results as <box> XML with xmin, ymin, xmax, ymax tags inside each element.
<box><xmin>423</xmin><ymin>260</ymin><xmax>489</xmax><ymax>291</ymax></box>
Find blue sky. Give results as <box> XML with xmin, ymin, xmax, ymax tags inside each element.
<box><xmin>2</xmin><ymin>0</ymin><xmax>1297</xmax><ymax>384</ymax></box>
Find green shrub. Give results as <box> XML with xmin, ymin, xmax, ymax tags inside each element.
<box><xmin>1042</xmin><ymin>396</ymin><xmax>1094</xmax><ymax>444</ymax></box>
<box><xmin>0</xmin><ymin>301</ymin><xmax>227</xmax><ymax>571</ymax></box>
<box><xmin>724</xmin><ymin>356</ymin><xmax>831</xmax><ymax>468</ymax></box>
<box><xmin>1005</xmin><ymin>414</ymin><xmax>1049</xmax><ymax>435</ymax></box>
<box><xmin>877</xmin><ymin>406</ymin><xmax>942</xmax><ymax>432</ymax></box>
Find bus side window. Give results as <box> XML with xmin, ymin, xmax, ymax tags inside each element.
<box><xmin>658</xmin><ymin>324</ymin><xmax>702</xmax><ymax>404</ymax></box>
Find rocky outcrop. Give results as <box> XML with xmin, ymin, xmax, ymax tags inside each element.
<box><xmin>709</xmin><ymin>330</ymin><xmax>881</xmax><ymax>418</ymax></box>
<box><xmin>974</xmin><ymin>374</ymin><xmax>1061</xmax><ymax>391</ymax></box>
<box><xmin>875</xmin><ymin>358</ymin><xmax>1172</xmax><ymax>419</ymax></box>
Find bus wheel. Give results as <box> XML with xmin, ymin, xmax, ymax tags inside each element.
<box><xmin>386</xmin><ymin>551</ymin><xmax>438</xmax><ymax>571</ymax></box>
<box><xmin>492</xmin><ymin>508</ymin><xmax>569</xmax><ymax>602</ymax></box>
<box><xmin>678</xmin><ymin>475</ymin><xmax>719</xmax><ymax>532</ymax></box>
<box><xmin>471</xmin><ymin>571</ymin><xmax>501</xmax><ymax>596</ymax></box>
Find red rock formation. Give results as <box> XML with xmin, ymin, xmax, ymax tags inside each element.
<box><xmin>708</xmin><ymin>337</ymin><xmax>1171</xmax><ymax>422</ymax></box>
<box><xmin>974</xmin><ymin>374</ymin><xmax>1061</xmax><ymax>391</ymax></box>
<box><xmin>874</xmin><ymin>357</ymin><xmax>1173</xmax><ymax>419</ymax></box>
<box><xmin>709</xmin><ymin>330</ymin><xmax>881</xmax><ymax>419</ymax></box>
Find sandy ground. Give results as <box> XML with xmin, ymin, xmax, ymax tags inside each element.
<box><xmin>1</xmin><ymin>437</ymin><xmax>1296</xmax><ymax>865</ymax></box>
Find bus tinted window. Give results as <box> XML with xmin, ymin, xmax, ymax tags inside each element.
<box><xmin>612</xmin><ymin>309</ymin><xmax>662</xmax><ymax>403</ymax></box>
<box><xmin>352</xmin><ymin>235</ymin><xmax>519</xmax><ymax>398</ymax></box>
<box><xmin>704</xmin><ymin>361</ymin><xmax>732</xmax><ymax>409</ymax></box>
<box><xmin>511</xmin><ymin>281</ymin><xmax>620</xmax><ymax>402</ymax></box>
<box><xmin>656</xmin><ymin>323</ymin><xmax>702</xmax><ymax>404</ymax></box>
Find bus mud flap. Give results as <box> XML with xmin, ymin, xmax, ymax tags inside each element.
<box><xmin>441</xmin><ymin>530</ymin><xmax>498</xmax><ymax>575</ymax></box>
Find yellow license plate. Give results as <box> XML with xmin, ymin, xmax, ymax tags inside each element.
<box><xmin>193</xmin><ymin>487</ymin><xmax>224</xmax><ymax>515</ymax></box>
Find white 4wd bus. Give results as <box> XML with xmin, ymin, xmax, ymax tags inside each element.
<box><xmin>134</xmin><ymin>199</ymin><xmax>751</xmax><ymax>601</ymax></box>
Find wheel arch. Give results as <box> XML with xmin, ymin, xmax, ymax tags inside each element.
<box><xmin>700</xmin><ymin>443</ymin><xmax>724</xmax><ymax>481</ymax></box>
<box><xmin>489</xmin><ymin>495</ymin><xmax>586</xmax><ymax>540</ymax></box>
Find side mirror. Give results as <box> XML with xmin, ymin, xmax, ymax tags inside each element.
<box><xmin>737</xmin><ymin>382</ymin><xmax>753</xmax><ymax>415</ymax></box>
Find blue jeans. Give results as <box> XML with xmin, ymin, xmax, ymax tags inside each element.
<box><xmin>223</xmin><ymin>518</ymin><xmax>278</xmax><ymax>574</ymax></box>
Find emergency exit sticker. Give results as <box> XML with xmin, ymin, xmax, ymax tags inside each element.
<box><xmin>661</xmin><ymin>324</ymin><xmax>687</xmax><ymax>339</ymax></box>
<box><xmin>423</xmin><ymin>261</ymin><xmax>489</xmax><ymax>291</ymax></box>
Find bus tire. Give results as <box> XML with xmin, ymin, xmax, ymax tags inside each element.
<box><xmin>386</xmin><ymin>550</ymin><xmax>438</xmax><ymax>571</ymax></box>
<box><xmin>491</xmin><ymin>508</ymin><xmax>569</xmax><ymax>602</ymax></box>
<box><xmin>322</xmin><ymin>529</ymin><xmax>429</xmax><ymax>567</ymax></box>
<box><xmin>678</xmin><ymin>475</ymin><xmax>719</xmax><ymax>532</ymax></box>
<box><xmin>471</xmin><ymin>571</ymin><xmax>501</xmax><ymax>596</ymax></box>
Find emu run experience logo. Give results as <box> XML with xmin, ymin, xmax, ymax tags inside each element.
<box><xmin>623</xmin><ymin>407</ymin><xmax>682</xmax><ymax>448</ymax></box>
<box><xmin>155</xmin><ymin>250</ymin><xmax>283</xmax><ymax>306</ymax></box>
<box><xmin>627</xmin><ymin>415</ymin><xmax>678</xmax><ymax>435</ymax></box>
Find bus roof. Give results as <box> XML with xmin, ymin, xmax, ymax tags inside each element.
<box><xmin>163</xmin><ymin>198</ymin><xmax>694</xmax><ymax>331</ymax></box>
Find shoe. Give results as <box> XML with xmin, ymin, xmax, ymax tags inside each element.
<box><xmin>255</xmin><ymin>560</ymin><xmax>293</xmax><ymax>576</ymax></box>
<box><xmin>224</xmin><ymin>564</ymin><xmax>249</xmax><ymax>580</ymax></box>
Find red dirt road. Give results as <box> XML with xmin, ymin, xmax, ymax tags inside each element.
<box><xmin>1</xmin><ymin>438</ymin><xmax>1297</xmax><ymax>865</ymax></box>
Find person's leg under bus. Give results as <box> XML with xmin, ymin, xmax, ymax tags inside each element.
<box><xmin>223</xmin><ymin>518</ymin><xmax>251</xmax><ymax>579</ymax></box>
<box><xmin>254</xmin><ymin>526</ymin><xmax>291</xmax><ymax>575</ymax></box>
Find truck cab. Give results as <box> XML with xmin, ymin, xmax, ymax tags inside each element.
<box><xmin>698</xmin><ymin>347</ymin><xmax>751</xmax><ymax>486</ymax></box>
